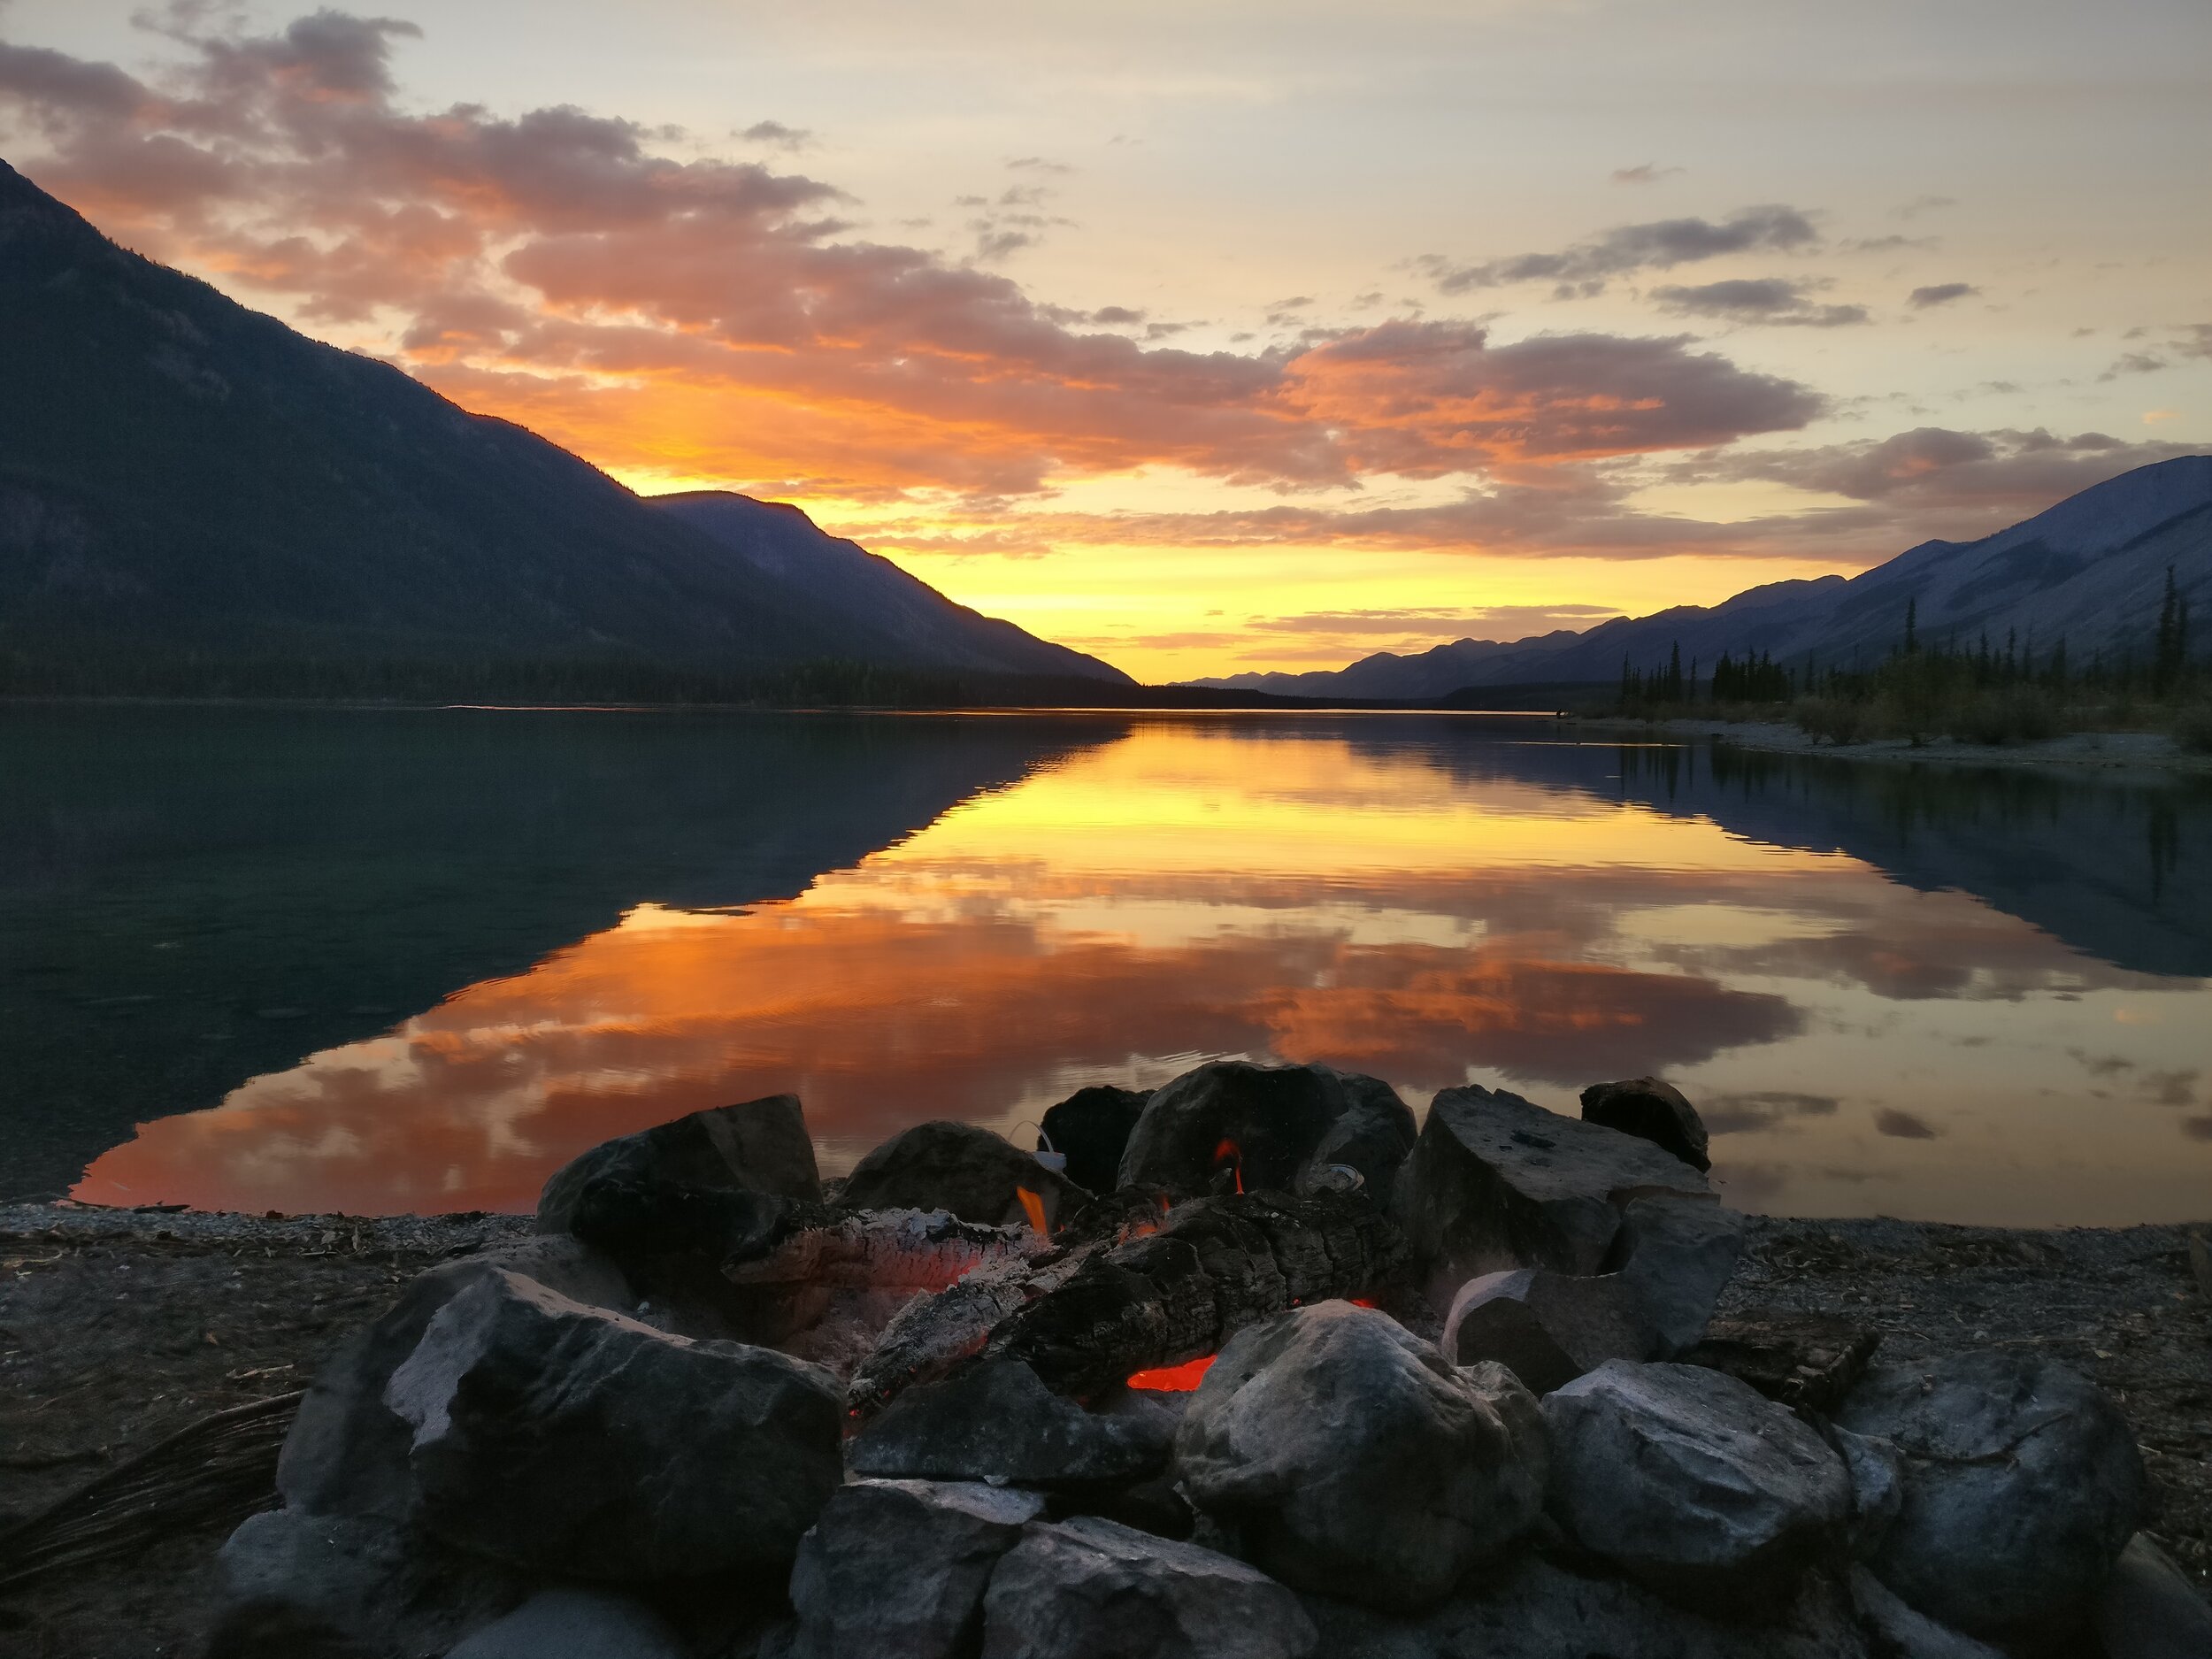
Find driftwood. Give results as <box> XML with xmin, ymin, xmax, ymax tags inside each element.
<box><xmin>0</xmin><ymin>1390</ymin><xmax>302</xmax><ymax>1592</ymax></box>
<box><xmin>849</xmin><ymin>1191</ymin><xmax>1404</xmax><ymax>1412</ymax></box>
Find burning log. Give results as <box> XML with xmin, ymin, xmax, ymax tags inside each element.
<box><xmin>849</xmin><ymin>1190</ymin><xmax>1405</xmax><ymax>1413</ymax></box>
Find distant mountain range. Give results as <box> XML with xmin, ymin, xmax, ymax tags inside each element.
<box><xmin>0</xmin><ymin>158</ymin><xmax>1126</xmax><ymax>693</ymax></box>
<box><xmin>1192</xmin><ymin>457</ymin><xmax>2212</xmax><ymax>698</ymax></box>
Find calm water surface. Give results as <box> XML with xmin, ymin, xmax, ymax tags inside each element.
<box><xmin>4</xmin><ymin>706</ymin><xmax>2208</xmax><ymax>1225</ymax></box>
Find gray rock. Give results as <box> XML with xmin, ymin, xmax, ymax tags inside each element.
<box><xmin>1615</xmin><ymin>1194</ymin><xmax>1747</xmax><ymax>1356</ymax></box>
<box><xmin>1040</xmin><ymin>1085</ymin><xmax>1151</xmax><ymax>1194</ymax></box>
<box><xmin>1836</xmin><ymin>1353</ymin><xmax>2149</xmax><ymax>1642</ymax></box>
<box><xmin>1440</xmin><ymin>1267</ymin><xmax>1649</xmax><ymax>1394</ymax></box>
<box><xmin>1543</xmin><ymin>1360</ymin><xmax>1851</xmax><ymax>1611</ymax></box>
<box><xmin>1394</xmin><ymin>1086</ymin><xmax>1709</xmax><ymax>1302</ymax></box>
<box><xmin>1823</xmin><ymin>1425</ymin><xmax>1904</xmax><ymax>1556</ymax></box>
<box><xmin>206</xmin><ymin>1507</ymin><xmax>526</xmax><ymax>1659</ymax></box>
<box><xmin>1173</xmin><ymin>1302</ymin><xmax>1545</xmax><ymax>1610</ymax></box>
<box><xmin>278</xmin><ymin>1235</ymin><xmax>634</xmax><ymax>1523</ymax></box>
<box><xmin>1847</xmin><ymin>1566</ymin><xmax>2008</xmax><ymax>1659</ymax></box>
<box><xmin>850</xmin><ymin>1358</ymin><xmax>1178</xmax><ymax>1487</ymax></box>
<box><xmin>1117</xmin><ymin>1061</ymin><xmax>1416</xmax><ymax>1201</ymax></box>
<box><xmin>447</xmin><ymin>1588</ymin><xmax>687</xmax><ymax>1659</ymax></box>
<box><xmin>384</xmin><ymin>1269</ymin><xmax>842</xmax><ymax>1581</ymax></box>
<box><xmin>2093</xmin><ymin>1533</ymin><xmax>2212</xmax><ymax>1659</ymax></box>
<box><xmin>537</xmin><ymin>1094</ymin><xmax>822</xmax><ymax>1233</ymax></box>
<box><xmin>979</xmin><ymin>1515</ymin><xmax>1318</xmax><ymax>1659</ymax></box>
<box><xmin>841</xmin><ymin>1119</ymin><xmax>1079</xmax><ymax>1227</ymax></box>
<box><xmin>1301</xmin><ymin>1554</ymin><xmax>1872</xmax><ymax>1659</ymax></box>
<box><xmin>790</xmin><ymin>1479</ymin><xmax>1045</xmax><ymax>1659</ymax></box>
<box><xmin>1580</xmin><ymin>1076</ymin><xmax>1711</xmax><ymax>1171</ymax></box>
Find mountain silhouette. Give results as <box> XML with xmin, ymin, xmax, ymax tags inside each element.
<box><xmin>1195</xmin><ymin>457</ymin><xmax>2212</xmax><ymax>697</ymax></box>
<box><xmin>0</xmin><ymin>157</ymin><xmax>1127</xmax><ymax>692</ymax></box>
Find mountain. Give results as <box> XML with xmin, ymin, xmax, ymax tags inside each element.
<box><xmin>0</xmin><ymin>157</ymin><xmax>1127</xmax><ymax>692</ymax></box>
<box><xmin>1193</xmin><ymin>457</ymin><xmax>2212</xmax><ymax>697</ymax></box>
<box><xmin>651</xmin><ymin>493</ymin><xmax>1117</xmax><ymax>680</ymax></box>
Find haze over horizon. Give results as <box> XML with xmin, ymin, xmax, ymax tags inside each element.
<box><xmin>3</xmin><ymin>0</ymin><xmax>2206</xmax><ymax>681</ymax></box>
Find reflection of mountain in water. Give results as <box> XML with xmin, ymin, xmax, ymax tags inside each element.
<box><xmin>1369</xmin><ymin>728</ymin><xmax>2211</xmax><ymax>979</ymax></box>
<box><xmin>0</xmin><ymin>707</ymin><xmax>1112</xmax><ymax>1198</ymax></box>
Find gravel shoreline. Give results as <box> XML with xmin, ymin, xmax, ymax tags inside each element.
<box><xmin>3</xmin><ymin>1203</ymin><xmax>2206</xmax><ymax>1655</ymax></box>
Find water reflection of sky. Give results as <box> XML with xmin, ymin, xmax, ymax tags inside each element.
<box><xmin>78</xmin><ymin>724</ymin><xmax>2212</xmax><ymax>1225</ymax></box>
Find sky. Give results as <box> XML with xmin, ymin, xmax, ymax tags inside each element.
<box><xmin>2</xmin><ymin>0</ymin><xmax>2208</xmax><ymax>681</ymax></box>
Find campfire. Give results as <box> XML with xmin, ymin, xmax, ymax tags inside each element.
<box><xmin>205</xmin><ymin>1064</ymin><xmax>2169</xmax><ymax>1659</ymax></box>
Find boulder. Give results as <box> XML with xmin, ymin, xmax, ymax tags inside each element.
<box><xmin>1542</xmin><ymin>1360</ymin><xmax>1851</xmax><ymax>1612</ymax></box>
<box><xmin>206</xmin><ymin>1507</ymin><xmax>526</xmax><ymax>1659</ymax></box>
<box><xmin>1836</xmin><ymin>1352</ymin><xmax>2149</xmax><ymax>1643</ymax></box>
<box><xmin>789</xmin><ymin>1479</ymin><xmax>1045</xmax><ymax>1659</ymax></box>
<box><xmin>1040</xmin><ymin>1085</ymin><xmax>1151</xmax><ymax>1194</ymax></box>
<box><xmin>1394</xmin><ymin>1086</ymin><xmax>1709</xmax><ymax>1302</ymax></box>
<box><xmin>1300</xmin><ymin>1553</ymin><xmax>1874</xmax><ymax>1659</ymax></box>
<box><xmin>1440</xmin><ymin>1268</ymin><xmax>1649</xmax><ymax>1395</ymax></box>
<box><xmin>2093</xmin><ymin>1533</ymin><xmax>2212</xmax><ymax>1659</ymax></box>
<box><xmin>1173</xmin><ymin>1302</ymin><xmax>1545</xmax><ymax>1610</ymax></box>
<box><xmin>383</xmin><ymin>1268</ymin><xmax>842</xmax><ymax>1581</ymax></box>
<box><xmin>537</xmin><ymin>1094</ymin><xmax>822</xmax><ymax>1233</ymax></box>
<box><xmin>1614</xmin><ymin>1194</ymin><xmax>1746</xmax><ymax>1356</ymax></box>
<box><xmin>1579</xmin><ymin>1077</ymin><xmax>1710</xmax><ymax>1171</ymax></box>
<box><xmin>840</xmin><ymin>1119</ymin><xmax>1078</xmax><ymax>1228</ymax></box>
<box><xmin>447</xmin><ymin>1589</ymin><xmax>687</xmax><ymax>1659</ymax></box>
<box><xmin>1822</xmin><ymin>1425</ymin><xmax>1905</xmax><ymax>1557</ymax></box>
<box><xmin>1847</xmin><ymin>1567</ymin><xmax>2009</xmax><ymax>1659</ymax></box>
<box><xmin>979</xmin><ymin>1515</ymin><xmax>1318</xmax><ymax>1659</ymax></box>
<box><xmin>1117</xmin><ymin>1061</ymin><xmax>1417</xmax><ymax>1201</ymax></box>
<box><xmin>278</xmin><ymin>1235</ymin><xmax>635</xmax><ymax>1523</ymax></box>
<box><xmin>1679</xmin><ymin>1312</ymin><xmax>1880</xmax><ymax>1414</ymax></box>
<box><xmin>849</xmin><ymin>1358</ymin><xmax>1178</xmax><ymax>1488</ymax></box>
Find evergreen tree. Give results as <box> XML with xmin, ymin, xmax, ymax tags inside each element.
<box><xmin>1903</xmin><ymin>595</ymin><xmax>1919</xmax><ymax>656</ymax></box>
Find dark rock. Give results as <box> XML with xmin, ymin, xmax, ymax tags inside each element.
<box><xmin>1040</xmin><ymin>1085</ymin><xmax>1151</xmax><ymax>1194</ymax></box>
<box><xmin>278</xmin><ymin>1236</ymin><xmax>635</xmax><ymax>1523</ymax></box>
<box><xmin>789</xmin><ymin>1479</ymin><xmax>1044</xmax><ymax>1659</ymax></box>
<box><xmin>1173</xmin><ymin>1302</ymin><xmax>1545</xmax><ymax>1610</ymax></box>
<box><xmin>1613</xmin><ymin>1194</ymin><xmax>1746</xmax><ymax>1356</ymax></box>
<box><xmin>1678</xmin><ymin>1312</ymin><xmax>1880</xmax><ymax>1414</ymax></box>
<box><xmin>1117</xmin><ymin>1061</ymin><xmax>1416</xmax><ymax>1201</ymax></box>
<box><xmin>1847</xmin><ymin>1566</ymin><xmax>2008</xmax><ymax>1659</ymax></box>
<box><xmin>849</xmin><ymin>1358</ymin><xmax>1178</xmax><ymax>1487</ymax></box>
<box><xmin>537</xmin><ymin>1094</ymin><xmax>822</xmax><ymax>1234</ymax></box>
<box><xmin>1542</xmin><ymin>1360</ymin><xmax>1851</xmax><ymax>1612</ymax></box>
<box><xmin>1580</xmin><ymin>1076</ymin><xmax>1711</xmax><ymax>1171</ymax></box>
<box><xmin>447</xmin><ymin>1588</ymin><xmax>687</xmax><ymax>1659</ymax></box>
<box><xmin>2093</xmin><ymin>1533</ymin><xmax>2212</xmax><ymax>1659</ymax></box>
<box><xmin>1394</xmin><ymin>1085</ymin><xmax>1709</xmax><ymax>1302</ymax></box>
<box><xmin>840</xmin><ymin>1119</ymin><xmax>1078</xmax><ymax>1227</ymax></box>
<box><xmin>383</xmin><ymin>1268</ymin><xmax>842</xmax><ymax>1581</ymax></box>
<box><xmin>1440</xmin><ymin>1267</ymin><xmax>1649</xmax><ymax>1394</ymax></box>
<box><xmin>207</xmin><ymin>1508</ymin><xmax>526</xmax><ymax>1659</ymax></box>
<box><xmin>979</xmin><ymin>1515</ymin><xmax>1318</xmax><ymax>1659</ymax></box>
<box><xmin>1300</xmin><ymin>1553</ymin><xmax>1873</xmax><ymax>1659</ymax></box>
<box><xmin>1836</xmin><ymin>1352</ymin><xmax>2149</xmax><ymax>1643</ymax></box>
<box><xmin>1823</xmin><ymin>1425</ymin><xmax>1905</xmax><ymax>1557</ymax></box>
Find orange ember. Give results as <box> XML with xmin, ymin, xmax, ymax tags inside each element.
<box><xmin>1016</xmin><ymin>1186</ymin><xmax>1049</xmax><ymax>1237</ymax></box>
<box><xmin>1212</xmin><ymin>1136</ymin><xmax>1244</xmax><ymax>1194</ymax></box>
<box><xmin>1127</xmin><ymin>1355</ymin><xmax>1216</xmax><ymax>1392</ymax></box>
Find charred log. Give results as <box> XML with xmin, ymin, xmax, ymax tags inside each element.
<box><xmin>849</xmin><ymin>1191</ymin><xmax>1405</xmax><ymax>1413</ymax></box>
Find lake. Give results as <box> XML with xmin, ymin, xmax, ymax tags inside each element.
<box><xmin>4</xmin><ymin>704</ymin><xmax>2207</xmax><ymax>1225</ymax></box>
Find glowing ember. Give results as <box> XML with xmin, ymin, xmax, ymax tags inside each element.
<box><xmin>1016</xmin><ymin>1186</ymin><xmax>1049</xmax><ymax>1236</ymax></box>
<box><xmin>1127</xmin><ymin>1354</ymin><xmax>1216</xmax><ymax>1392</ymax></box>
<box><xmin>1211</xmin><ymin>1136</ymin><xmax>1244</xmax><ymax>1194</ymax></box>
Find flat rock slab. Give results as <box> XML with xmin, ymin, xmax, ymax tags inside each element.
<box><xmin>1678</xmin><ymin>1311</ymin><xmax>1880</xmax><ymax>1414</ymax></box>
<box><xmin>790</xmin><ymin>1479</ymin><xmax>1045</xmax><ymax>1659</ymax></box>
<box><xmin>1543</xmin><ymin>1360</ymin><xmax>1850</xmax><ymax>1612</ymax></box>
<box><xmin>849</xmin><ymin>1359</ymin><xmax>1178</xmax><ymax>1487</ymax></box>
<box><xmin>1395</xmin><ymin>1086</ymin><xmax>1709</xmax><ymax>1298</ymax></box>
<box><xmin>980</xmin><ymin>1515</ymin><xmax>1318</xmax><ymax>1659</ymax></box>
<box><xmin>1580</xmin><ymin>1077</ymin><xmax>1711</xmax><ymax>1171</ymax></box>
<box><xmin>1118</xmin><ymin>1061</ymin><xmax>1416</xmax><ymax>1200</ymax></box>
<box><xmin>1174</xmin><ymin>1302</ymin><xmax>1545</xmax><ymax>1610</ymax></box>
<box><xmin>537</xmin><ymin>1094</ymin><xmax>822</xmax><ymax>1234</ymax></box>
<box><xmin>383</xmin><ymin>1269</ymin><xmax>843</xmax><ymax>1581</ymax></box>
<box><xmin>840</xmin><ymin>1119</ymin><xmax>1077</xmax><ymax>1228</ymax></box>
<box><xmin>1837</xmin><ymin>1351</ymin><xmax>2149</xmax><ymax>1642</ymax></box>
